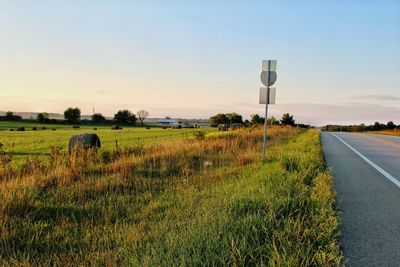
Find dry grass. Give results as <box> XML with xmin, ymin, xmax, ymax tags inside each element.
<box><xmin>369</xmin><ymin>129</ymin><xmax>400</xmax><ymax>137</ymax></box>
<box><xmin>0</xmin><ymin>126</ymin><xmax>342</xmax><ymax>266</ymax></box>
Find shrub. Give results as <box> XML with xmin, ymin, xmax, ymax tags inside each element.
<box><xmin>194</xmin><ymin>131</ymin><xmax>206</xmax><ymax>140</ymax></box>
<box><xmin>111</xmin><ymin>125</ymin><xmax>122</xmax><ymax>130</ymax></box>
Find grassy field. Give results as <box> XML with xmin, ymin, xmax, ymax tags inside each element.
<box><xmin>0</xmin><ymin>122</ymin><xmax>215</xmax><ymax>164</ymax></box>
<box><xmin>0</xmin><ymin>127</ymin><xmax>342</xmax><ymax>266</ymax></box>
<box><xmin>369</xmin><ymin>129</ymin><xmax>400</xmax><ymax>137</ymax></box>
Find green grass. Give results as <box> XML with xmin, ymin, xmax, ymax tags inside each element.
<box><xmin>0</xmin><ymin>123</ymin><xmax>215</xmax><ymax>164</ymax></box>
<box><xmin>0</xmin><ymin>127</ymin><xmax>342</xmax><ymax>265</ymax></box>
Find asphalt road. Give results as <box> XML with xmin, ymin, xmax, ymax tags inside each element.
<box><xmin>321</xmin><ymin>132</ymin><xmax>400</xmax><ymax>267</ymax></box>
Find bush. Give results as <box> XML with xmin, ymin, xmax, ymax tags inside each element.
<box><xmin>194</xmin><ymin>131</ymin><xmax>206</xmax><ymax>140</ymax></box>
<box><xmin>111</xmin><ymin>125</ymin><xmax>122</xmax><ymax>130</ymax></box>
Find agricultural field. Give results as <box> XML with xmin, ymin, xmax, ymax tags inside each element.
<box><xmin>0</xmin><ymin>122</ymin><xmax>215</xmax><ymax>164</ymax></box>
<box><xmin>0</xmin><ymin>126</ymin><xmax>342</xmax><ymax>265</ymax></box>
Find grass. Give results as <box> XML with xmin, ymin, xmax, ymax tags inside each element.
<box><xmin>0</xmin><ymin>124</ymin><xmax>215</xmax><ymax>164</ymax></box>
<box><xmin>369</xmin><ymin>129</ymin><xmax>400</xmax><ymax>137</ymax></box>
<box><xmin>0</xmin><ymin>126</ymin><xmax>342</xmax><ymax>266</ymax></box>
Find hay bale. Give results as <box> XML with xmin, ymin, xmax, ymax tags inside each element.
<box><xmin>111</xmin><ymin>125</ymin><xmax>122</xmax><ymax>130</ymax></box>
<box><xmin>16</xmin><ymin>127</ymin><xmax>25</xmax><ymax>131</ymax></box>
<box><xmin>146</xmin><ymin>126</ymin><xmax>151</xmax><ymax>130</ymax></box>
<box><xmin>41</xmin><ymin>126</ymin><xmax>47</xmax><ymax>130</ymax></box>
<box><xmin>68</xmin><ymin>133</ymin><xmax>101</xmax><ymax>152</ymax></box>
<box><xmin>93</xmin><ymin>128</ymin><xmax>97</xmax><ymax>130</ymax></box>
<box><xmin>32</xmin><ymin>127</ymin><xmax>37</xmax><ymax>131</ymax></box>
<box><xmin>52</xmin><ymin>128</ymin><xmax>56</xmax><ymax>131</ymax></box>
<box><xmin>9</xmin><ymin>128</ymin><xmax>14</xmax><ymax>131</ymax></box>
<box><xmin>72</xmin><ymin>125</ymin><xmax>80</xmax><ymax>129</ymax></box>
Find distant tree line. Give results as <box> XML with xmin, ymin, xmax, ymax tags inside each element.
<box><xmin>0</xmin><ymin>111</ymin><xmax>22</xmax><ymax>121</ymax></box>
<box><xmin>321</xmin><ymin>121</ymin><xmax>398</xmax><ymax>132</ymax></box>
<box><xmin>210</xmin><ymin>112</ymin><xmax>310</xmax><ymax>128</ymax></box>
<box><xmin>1</xmin><ymin>108</ymin><xmax>150</xmax><ymax>126</ymax></box>
<box><xmin>61</xmin><ymin>107</ymin><xmax>149</xmax><ymax>125</ymax></box>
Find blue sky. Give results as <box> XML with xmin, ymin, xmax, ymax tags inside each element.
<box><xmin>0</xmin><ymin>0</ymin><xmax>399</xmax><ymax>125</ymax></box>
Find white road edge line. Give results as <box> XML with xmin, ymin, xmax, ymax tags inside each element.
<box><xmin>331</xmin><ymin>132</ymin><xmax>400</xmax><ymax>189</ymax></box>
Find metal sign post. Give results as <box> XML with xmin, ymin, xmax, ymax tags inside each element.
<box><xmin>259</xmin><ymin>60</ymin><xmax>277</xmax><ymax>161</ymax></box>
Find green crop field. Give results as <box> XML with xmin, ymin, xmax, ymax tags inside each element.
<box><xmin>0</xmin><ymin>122</ymin><xmax>215</xmax><ymax>164</ymax></box>
<box><xmin>0</xmin><ymin>126</ymin><xmax>342</xmax><ymax>265</ymax></box>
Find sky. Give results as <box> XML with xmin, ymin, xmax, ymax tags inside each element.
<box><xmin>0</xmin><ymin>0</ymin><xmax>399</xmax><ymax>126</ymax></box>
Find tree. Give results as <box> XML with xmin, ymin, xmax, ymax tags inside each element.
<box><xmin>387</xmin><ymin>121</ymin><xmax>396</xmax><ymax>130</ymax></box>
<box><xmin>92</xmin><ymin>113</ymin><xmax>106</xmax><ymax>123</ymax></box>
<box><xmin>64</xmin><ymin>107</ymin><xmax>81</xmax><ymax>124</ymax></box>
<box><xmin>250</xmin><ymin>114</ymin><xmax>264</xmax><ymax>125</ymax></box>
<box><xmin>5</xmin><ymin>111</ymin><xmax>13</xmax><ymax>120</ymax></box>
<box><xmin>136</xmin><ymin>110</ymin><xmax>149</xmax><ymax>126</ymax></box>
<box><xmin>210</xmin><ymin>113</ymin><xmax>229</xmax><ymax>126</ymax></box>
<box><xmin>114</xmin><ymin>110</ymin><xmax>136</xmax><ymax>124</ymax></box>
<box><xmin>4</xmin><ymin>111</ymin><xmax>22</xmax><ymax>121</ymax></box>
<box><xmin>372</xmin><ymin>121</ymin><xmax>382</xmax><ymax>131</ymax></box>
<box><xmin>267</xmin><ymin>116</ymin><xmax>279</xmax><ymax>126</ymax></box>
<box><xmin>37</xmin><ymin>112</ymin><xmax>49</xmax><ymax>123</ymax></box>
<box><xmin>280</xmin><ymin>113</ymin><xmax>295</xmax><ymax>126</ymax></box>
<box><xmin>226</xmin><ymin>113</ymin><xmax>243</xmax><ymax>124</ymax></box>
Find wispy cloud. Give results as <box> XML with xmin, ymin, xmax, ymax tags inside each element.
<box><xmin>347</xmin><ymin>94</ymin><xmax>400</xmax><ymax>103</ymax></box>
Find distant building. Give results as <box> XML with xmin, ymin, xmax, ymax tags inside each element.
<box><xmin>157</xmin><ymin>118</ymin><xmax>180</xmax><ymax>126</ymax></box>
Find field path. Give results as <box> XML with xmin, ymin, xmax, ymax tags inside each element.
<box><xmin>321</xmin><ymin>132</ymin><xmax>400</xmax><ymax>266</ymax></box>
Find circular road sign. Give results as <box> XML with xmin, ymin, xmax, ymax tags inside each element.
<box><xmin>260</xmin><ymin>71</ymin><xmax>277</xmax><ymax>87</ymax></box>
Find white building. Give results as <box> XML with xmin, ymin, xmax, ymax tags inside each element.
<box><xmin>157</xmin><ymin>118</ymin><xmax>180</xmax><ymax>126</ymax></box>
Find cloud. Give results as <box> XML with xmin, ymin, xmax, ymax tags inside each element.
<box><xmin>346</xmin><ymin>94</ymin><xmax>400</xmax><ymax>104</ymax></box>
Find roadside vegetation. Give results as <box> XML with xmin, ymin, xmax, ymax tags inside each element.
<box><xmin>322</xmin><ymin>121</ymin><xmax>398</xmax><ymax>133</ymax></box>
<box><xmin>0</xmin><ymin>126</ymin><xmax>342</xmax><ymax>265</ymax></box>
<box><xmin>369</xmin><ymin>129</ymin><xmax>400</xmax><ymax>137</ymax></box>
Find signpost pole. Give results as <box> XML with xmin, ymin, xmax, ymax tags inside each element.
<box><xmin>262</xmin><ymin>93</ymin><xmax>268</xmax><ymax>161</ymax></box>
<box><xmin>262</xmin><ymin>64</ymin><xmax>271</xmax><ymax>161</ymax></box>
<box><xmin>260</xmin><ymin>60</ymin><xmax>277</xmax><ymax>162</ymax></box>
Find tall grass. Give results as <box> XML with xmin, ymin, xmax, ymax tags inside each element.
<box><xmin>0</xmin><ymin>127</ymin><xmax>342</xmax><ymax>266</ymax></box>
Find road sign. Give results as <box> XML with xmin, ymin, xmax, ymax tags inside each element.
<box><xmin>262</xmin><ymin>60</ymin><xmax>277</xmax><ymax>71</ymax></box>
<box><xmin>260</xmin><ymin>59</ymin><xmax>277</xmax><ymax>162</ymax></box>
<box><xmin>259</xmin><ymin>87</ymin><xmax>276</xmax><ymax>104</ymax></box>
<box><xmin>260</xmin><ymin>71</ymin><xmax>277</xmax><ymax>87</ymax></box>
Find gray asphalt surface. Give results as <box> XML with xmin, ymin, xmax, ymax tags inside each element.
<box><xmin>321</xmin><ymin>132</ymin><xmax>400</xmax><ymax>267</ymax></box>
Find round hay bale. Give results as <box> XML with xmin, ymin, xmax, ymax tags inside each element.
<box><xmin>52</xmin><ymin>128</ymin><xmax>56</xmax><ymax>131</ymax></box>
<box><xmin>16</xmin><ymin>127</ymin><xmax>25</xmax><ymax>131</ymax></box>
<box><xmin>111</xmin><ymin>125</ymin><xmax>122</xmax><ymax>130</ymax></box>
<box><xmin>72</xmin><ymin>125</ymin><xmax>80</xmax><ymax>129</ymax></box>
<box><xmin>41</xmin><ymin>126</ymin><xmax>47</xmax><ymax>130</ymax></box>
<box><xmin>93</xmin><ymin>128</ymin><xmax>97</xmax><ymax>130</ymax></box>
<box><xmin>32</xmin><ymin>127</ymin><xmax>37</xmax><ymax>131</ymax></box>
<box><xmin>68</xmin><ymin>133</ymin><xmax>101</xmax><ymax>152</ymax></box>
<box><xmin>9</xmin><ymin>128</ymin><xmax>14</xmax><ymax>131</ymax></box>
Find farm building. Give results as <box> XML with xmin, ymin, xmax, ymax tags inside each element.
<box><xmin>157</xmin><ymin>118</ymin><xmax>182</xmax><ymax>126</ymax></box>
